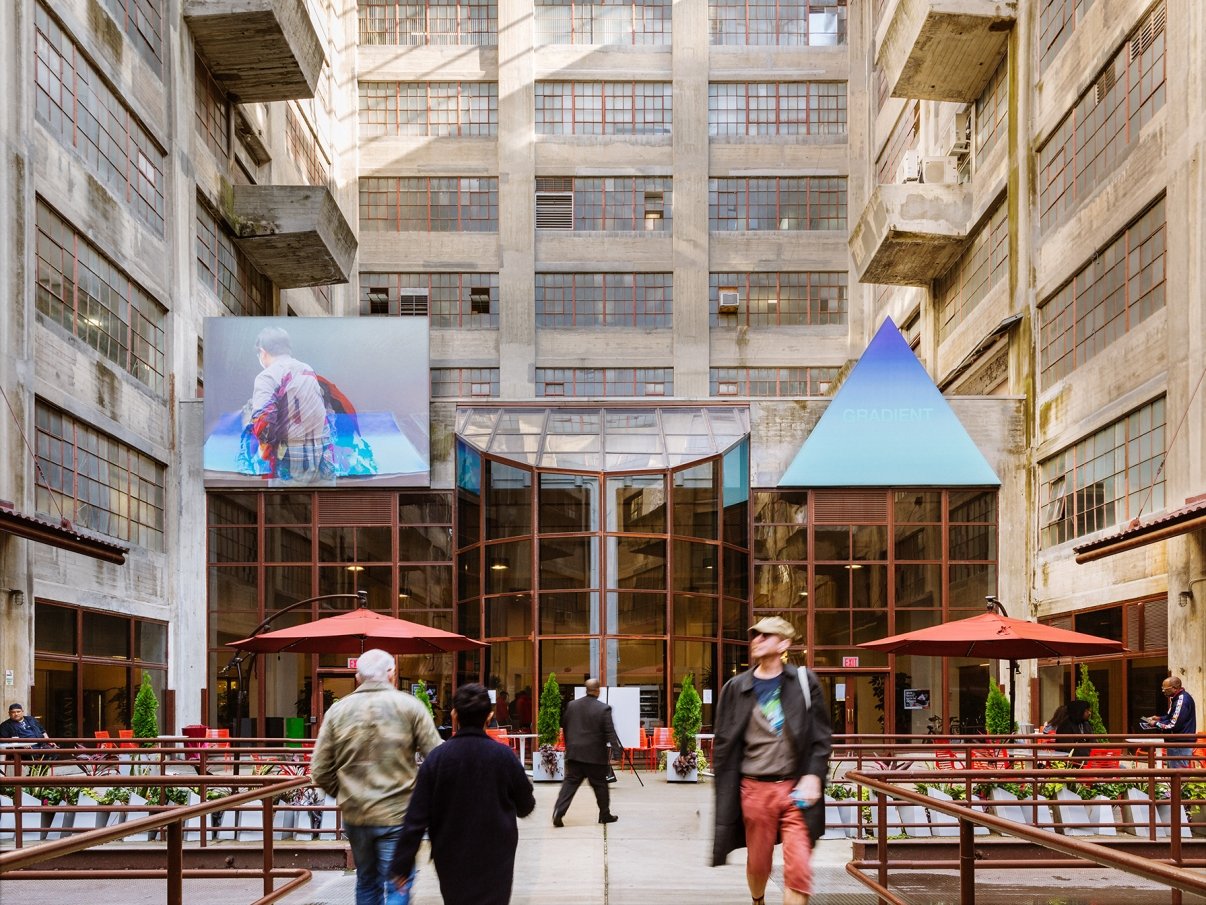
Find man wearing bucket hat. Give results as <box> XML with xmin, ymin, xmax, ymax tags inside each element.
<box><xmin>711</xmin><ymin>616</ymin><xmax>831</xmax><ymax>905</ymax></box>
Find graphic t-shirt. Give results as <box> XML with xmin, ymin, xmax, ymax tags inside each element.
<box><xmin>742</xmin><ymin>674</ymin><xmax>795</xmax><ymax>777</ymax></box>
<box><xmin>752</xmin><ymin>675</ymin><xmax>785</xmax><ymax>736</ymax></box>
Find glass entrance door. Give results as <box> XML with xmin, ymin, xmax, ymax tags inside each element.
<box><xmin>317</xmin><ymin>671</ymin><xmax>356</xmax><ymax>724</ymax></box>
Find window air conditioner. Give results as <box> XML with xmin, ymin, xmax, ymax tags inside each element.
<box><xmin>717</xmin><ymin>290</ymin><xmax>740</xmax><ymax>314</ymax></box>
<box><xmin>921</xmin><ymin>155</ymin><xmax>959</xmax><ymax>185</ymax></box>
<box><xmin>896</xmin><ymin>149</ymin><xmax>921</xmax><ymax>184</ymax></box>
<box><xmin>946</xmin><ymin>109</ymin><xmax>973</xmax><ymax>158</ymax></box>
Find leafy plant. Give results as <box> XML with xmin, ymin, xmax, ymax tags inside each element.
<box><xmin>144</xmin><ymin>787</ymin><xmax>190</xmax><ymax>806</ymax></box>
<box><xmin>413</xmin><ymin>680</ymin><xmax>435</xmax><ymax>721</ymax></box>
<box><xmin>35</xmin><ymin>785</ymin><xmax>80</xmax><ymax>806</ymax></box>
<box><xmin>1183</xmin><ymin>781</ymin><xmax>1206</xmax><ymax>803</ymax></box>
<box><xmin>657</xmin><ymin>749</ymin><xmax>708</xmax><ymax>775</ymax></box>
<box><xmin>92</xmin><ymin>786</ymin><xmax>132</xmax><ymax>805</ymax></box>
<box><xmin>826</xmin><ymin>782</ymin><xmax>856</xmax><ymax>801</ymax></box>
<box><xmin>132</xmin><ymin>673</ymin><xmax>160</xmax><ymax>744</ymax></box>
<box><xmin>1075</xmin><ymin>664</ymin><xmax>1108</xmax><ymax>738</ymax></box>
<box><xmin>671</xmin><ymin>749</ymin><xmax>698</xmax><ymax>777</ymax></box>
<box><xmin>671</xmin><ymin>673</ymin><xmax>702</xmax><ymax>756</ymax></box>
<box><xmin>537</xmin><ymin>673</ymin><xmax>562</xmax><ymax>748</ymax></box>
<box><xmin>984</xmin><ymin>676</ymin><xmax>1012</xmax><ymax>735</ymax></box>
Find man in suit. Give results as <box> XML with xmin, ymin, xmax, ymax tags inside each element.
<box><xmin>552</xmin><ymin>678</ymin><xmax>623</xmax><ymax>827</ymax></box>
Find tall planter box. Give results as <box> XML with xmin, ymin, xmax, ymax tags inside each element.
<box><xmin>0</xmin><ymin>793</ymin><xmax>43</xmax><ymax>843</ymax></box>
<box><xmin>665</xmin><ymin>752</ymin><xmax>698</xmax><ymax>783</ymax></box>
<box><xmin>531</xmin><ymin>750</ymin><xmax>565</xmax><ymax>782</ymax></box>
<box><xmin>898</xmin><ymin>801</ymin><xmax>931</xmax><ymax>837</ymax></box>
<box><xmin>821</xmin><ymin>796</ymin><xmax>856</xmax><ymax>839</ymax></box>
<box><xmin>1053</xmin><ymin>789</ymin><xmax>1093</xmax><ymax>836</ymax></box>
<box><xmin>923</xmin><ymin>788</ymin><xmax>985</xmax><ymax>836</ymax></box>
<box><xmin>987</xmin><ymin>787</ymin><xmax>1028</xmax><ymax>825</ymax></box>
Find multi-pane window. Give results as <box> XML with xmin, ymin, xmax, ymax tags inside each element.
<box><xmin>432</xmin><ymin>368</ymin><xmax>500</xmax><ymax>398</ymax></box>
<box><xmin>35</xmin><ymin>200</ymin><xmax>166</xmax><ymax>393</ymax></box>
<box><xmin>536</xmin><ymin>368</ymin><xmax>673</xmax><ymax>397</ymax></box>
<box><xmin>194</xmin><ymin>55</ymin><xmax>229</xmax><ymax>159</ymax></box>
<box><xmin>359</xmin><ymin>177</ymin><xmax>499</xmax><ymax>231</ymax></box>
<box><xmin>100</xmin><ymin>0</ymin><xmax>163</xmax><ymax>71</ymax></box>
<box><xmin>710</xmin><ymin>367</ymin><xmax>837</xmax><ymax>397</ymax></box>
<box><xmin>358</xmin><ymin>0</ymin><xmax>498</xmax><ymax>45</ymax></box>
<box><xmin>1040</xmin><ymin>397</ymin><xmax>1165</xmax><ymax>547</ymax></box>
<box><xmin>875</xmin><ymin>101</ymin><xmax>918</xmax><ymax>184</ymax></box>
<box><xmin>361</xmin><ymin>272</ymin><xmax>499</xmax><ymax>327</ymax></box>
<box><xmin>34</xmin><ymin>401</ymin><xmax>166</xmax><ymax>550</ymax></box>
<box><xmin>1038</xmin><ymin>196</ymin><xmax>1166</xmax><ymax>384</ymax></box>
<box><xmin>709</xmin><ymin>272</ymin><xmax>847</xmax><ymax>326</ymax></box>
<box><xmin>709</xmin><ymin>177</ymin><xmax>846</xmax><ymax>231</ymax></box>
<box><xmin>535</xmin><ymin>273</ymin><xmax>672</xmax><ymax>327</ymax></box>
<box><xmin>359</xmin><ymin>82</ymin><xmax>498</xmax><ymax>137</ymax></box>
<box><xmin>934</xmin><ymin>201</ymin><xmax>1009</xmax><ymax>342</ymax></box>
<box><xmin>708</xmin><ymin>83</ymin><xmax>846</xmax><ymax>136</ymax></box>
<box><xmin>709</xmin><ymin>0</ymin><xmax>846</xmax><ymax>45</ymax></box>
<box><xmin>34</xmin><ymin>4</ymin><xmax>166</xmax><ymax>235</ymax></box>
<box><xmin>535</xmin><ymin>82</ymin><xmax>672</xmax><ymax>135</ymax></box>
<box><xmin>1038</xmin><ymin>3</ymin><xmax>1165</xmax><ymax>233</ymax></box>
<box><xmin>535</xmin><ymin>177</ymin><xmax>671</xmax><ymax>231</ymax></box>
<box><xmin>1038</xmin><ymin>0</ymin><xmax>1097</xmax><ymax>73</ymax></box>
<box><xmin>285</xmin><ymin>106</ymin><xmax>331</xmax><ymax>187</ymax></box>
<box><xmin>196</xmin><ymin>203</ymin><xmax>274</xmax><ymax>317</ymax></box>
<box><xmin>535</xmin><ymin>0</ymin><xmax>670</xmax><ymax>45</ymax></box>
<box><xmin>975</xmin><ymin>59</ymin><xmax>1008</xmax><ymax>160</ymax></box>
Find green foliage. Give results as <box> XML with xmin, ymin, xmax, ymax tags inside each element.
<box><xmin>144</xmin><ymin>787</ymin><xmax>190</xmax><ymax>806</ymax></box>
<box><xmin>132</xmin><ymin>673</ymin><xmax>160</xmax><ymax>743</ymax></box>
<box><xmin>984</xmin><ymin>676</ymin><xmax>1012</xmax><ymax>735</ymax></box>
<box><xmin>1183</xmin><ymin>781</ymin><xmax>1206</xmax><ymax>803</ymax></box>
<box><xmin>413</xmin><ymin>680</ymin><xmax>435</xmax><ymax>721</ymax></box>
<box><xmin>34</xmin><ymin>785</ymin><xmax>80</xmax><ymax>805</ymax></box>
<box><xmin>91</xmin><ymin>786</ymin><xmax>132</xmax><ymax>805</ymax></box>
<box><xmin>1075</xmin><ymin>664</ymin><xmax>1108</xmax><ymax>737</ymax></box>
<box><xmin>537</xmin><ymin>673</ymin><xmax>562</xmax><ymax>748</ymax></box>
<box><xmin>826</xmin><ymin>782</ymin><xmax>856</xmax><ymax>800</ymax></box>
<box><xmin>671</xmin><ymin>673</ymin><xmax>702</xmax><ymax>755</ymax></box>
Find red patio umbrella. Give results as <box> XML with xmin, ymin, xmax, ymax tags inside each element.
<box><xmin>227</xmin><ymin>608</ymin><xmax>487</xmax><ymax>656</ymax></box>
<box><xmin>859</xmin><ymin>604</ymin><xmax>1125</xmax><ymax>730</ymax></box>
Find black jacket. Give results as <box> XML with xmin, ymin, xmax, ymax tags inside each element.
<box><xmin>711</xmin><ymin>665</ymin><xmax>832</xmax><ymax>865</ymax></box>
<box><xmin>561</xmin><ymin>694</ymin><xmax>623</xmax><ymax>764</ymax></box>
<box><xmin>391</xmin><ymin>726</ymin><xmax>535</xmax><ymax>905</ymax></box>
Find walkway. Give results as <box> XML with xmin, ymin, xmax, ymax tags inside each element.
<box><xmin>3</xmin><ymin>775</ymin><xmax>1203</xmax><ymax>904</ymax></box>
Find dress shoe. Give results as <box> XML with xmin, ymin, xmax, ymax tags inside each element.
<box><xmin>552</xmin><ymin>814</ymin><xmax>564</xmax><ymax>828</ymax></box>
<box><xmin>598</xmin><ymin>813</ymin><xmax>619</xmax><ymax>824</ymax></box>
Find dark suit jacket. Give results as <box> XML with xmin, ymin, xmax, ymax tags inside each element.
<box><xmin>562</xmin><ymin>694</ymin><xmax>623</xmax><ymax>764</ymax></box>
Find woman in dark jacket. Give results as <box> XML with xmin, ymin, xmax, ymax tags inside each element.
<box><xmin>1054</xmin><ymin>699</ymin><xmax>1096</xmax><ymax>760</ymax></box>
<box><xmin>390</xmin><ymin>684</ymin><xmax>535</xmax><ymax>905</ymax></box>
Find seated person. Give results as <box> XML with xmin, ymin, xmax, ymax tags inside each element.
<box><xmin>1054</xmin><ymin>700</ymin><xmax>1096</xmax><ymax>761</ymax></box>
<box><xmin>0</xmin><ymin>703</ymin><xmax>55</xmax><ymax>748</ymax></box>
<box><xmin>1039</xmin><ymin>704</ymin><xmax>1068</xmax><ymax>735</ymax></box>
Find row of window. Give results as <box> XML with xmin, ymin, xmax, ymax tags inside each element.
<box><xmin>428</xmin><ymin>367</ymin><xmax>839</xmax><ymax>399</ymax></box>
<box><xmin>34</xmin><ymin>3</ymin><xmax>166</xmax><ymax>236</ymax></box>
<box><xmin>360</xmin><ymin>177</ymin><xmax>848</xmax><ymax>231</ymax></box>
<box><xmin>359</xmin><ymin>80</ymin><xmax>847</xmax><ymax>137</ymax></box>
<box><xmin>100</xmin><ymin>0</ymin><xmax>163</xmax><ymax>71</ymax></box>
<box><xmin>534</xmin><ymin>273</ymin><xmax>672</xmax><ymax>327</ymax></box>
<box><xmin>195</xmin><ymin>204</ymin><xmax>274</xmax><ymax>317</ymax></box>
<box><xmin>534</xmin><ymin>177</ymin><xmax>671</xmax><ymax>231</ymax></box>
<box><xmin>934</xmin><ymin>201</ymin><xmax>1009</xmax><ymax>343</ymax></box>
<box><xmin>285</xmin><ymin>106</ymin><xmax>332</xmax><ymax>188</ymax></box>
<box><xmin>357</xmin><ymin>0</ymin><xmax>846</xmax><ymax>46</ymax></box>
<box><xmin>1038</xmin><ymin>0</ymin><xmax>1098</xmax><ymax>73</ymax></box>
<box><xmin>35</xmin><ymin>199</ymin><xmax>167</xmax><ymax>394</ymax></box>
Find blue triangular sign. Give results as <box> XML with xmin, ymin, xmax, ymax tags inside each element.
<box><xmin>779</xmin><ymin>318</ymin><xmax>1000</xmax><ymax>487</ymax></box>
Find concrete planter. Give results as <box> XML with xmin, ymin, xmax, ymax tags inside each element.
<box><xmin>898</xmin><ymin>802</ymin><xmax>931</xmax><ymax>837</ymax></box>
<box><xmin>665</xmin><ymin>752</ymin><xmax>698</xmax><ymax>782</ymax></box>
<box><xmin>532</xmin><ymin>749</ymin><xmax>565</xmax><ymax>782</ymax></box>
<box><xmin>924</xmin><ymin>788</ymin><xmax>960</xmax><ymax>837</ymax></box>
<box><xmin>1</xmin><ymin>793</ymin><xmax>43</xmax><ymax>843</ymax></box>
<box><xmin>74</xmin><ymin>793</ymin><xmax>111</xmax><ymax>834</ymax></box>
<box><xmin>1053</xmin><ymin>788</ymin><xmax>1092</xmax><ymax>836</ymax></box>
<box><xmin>987</xmin><ymin>787</ymin><xmax>1028</xmax><ymax>825</ymax></box>
<box><xmin>820</xmin><ymin>796</ymin><xmax>856</xmax><ymax>839</ymax></box>
<box><xmin>1085</xmin><ymin>797</ymin><xmax>1117</xmax><ymax>836</ymax></box>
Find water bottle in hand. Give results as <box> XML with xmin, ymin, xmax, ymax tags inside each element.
<box><xmin>790</xmin><ymin>788</ymin><xmax>814</xmax><ymax>811</ymax></box>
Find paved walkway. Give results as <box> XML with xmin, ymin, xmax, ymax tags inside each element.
<box><xmin>3</xmin><ymin>774</ymin><xmax>1205</xmax><ymax>904</ymax></box>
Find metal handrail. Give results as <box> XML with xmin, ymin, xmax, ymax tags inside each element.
<box><xmin>846</xmin><ymin>769</ymin><xmax>1206</xmax><ymax>905</ymax></box>
<box><xmin>0</xmin><ymin>775</ymin><xmax>313</xmax><ymax>905</ymax></box>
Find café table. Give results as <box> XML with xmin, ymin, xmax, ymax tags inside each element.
<box><xmin>506</xmin><ymin>733</ymin><xmax>538</xmax><ymax>768</ymax></box>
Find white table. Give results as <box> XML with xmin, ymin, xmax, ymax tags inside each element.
<box><xmin>506</xmin><ymin>733</ymin><xmax>538</xmax><ymax>767</ymax></box>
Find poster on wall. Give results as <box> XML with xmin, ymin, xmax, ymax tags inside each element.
<box><xmin>202</xmin><ymin>317</ymin><xmax>429</xmax><ymax>487</ymax></box>
<box><xmin>903</xmin><ymin>689</ymin><xmax>931</xmax><ymax>710</ymax></box>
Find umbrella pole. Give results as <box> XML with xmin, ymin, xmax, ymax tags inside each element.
<box><xmin>1008</xmin><ymin>659</ymin><xmax>1017</xmax><ymax>737</ymax></box>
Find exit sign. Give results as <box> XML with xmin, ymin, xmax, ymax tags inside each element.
<box><xmin>347</xmin><ymin>658</ymin><xmax>358</xmax><ymax>669</ymax></box>
<box><xmin>842</xmin><ymin>656</ymin><xmax>859</xmax><ymax>668</ymax></box>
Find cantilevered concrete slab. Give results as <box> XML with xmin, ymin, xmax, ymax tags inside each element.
<box><xmin>849</xmin><ymin>182</ymin><xmax>972</xmax><ymax>286</ymax></box>
<box><xmin>230</xmin><ymin>186</ymin><xmax>356</xmax><ymax>288</ymax></box>
<box><xmin>879</xmin><ymin>0</ymin><xmax>1015</xmax><ymax>103</ymax></box>
<box><xmin>184</xmin><ymin>0</ymin><xmax>325</xmax><ymax>102</ymax></box>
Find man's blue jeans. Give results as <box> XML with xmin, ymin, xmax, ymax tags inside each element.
<box><xmin>1167</xmin><ymin>747</ymin><xmax>1192</xmax><ymax>769</ymax></box>
<box><xmin>345</xmin><ymin>824</ymin><xmax>403</xmax><ymax>905</ymax></box>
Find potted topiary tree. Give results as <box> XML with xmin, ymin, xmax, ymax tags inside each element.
<box><xmin>132</xmin><ymin>673</ymin><xmax>160</xmax><ymax>745</ymax></box>
<box><xmin>984</xmin><ymin>676</ymin><xmax>1012</xmax><ymax>737</ymax></box>
<box><xmin>667</xmin><ymin>673</ymin><xmax>702</xmax><ymax>782</ymax></box>
<box><xmin>1075</xmin><ymin>664</ymin><xmax>1108</xmax><ymax>738</ymax></box>
<box><xmin>532</xmin><ymin>673</ymin><xmax>564</xmax><ymax>782</ymax></box>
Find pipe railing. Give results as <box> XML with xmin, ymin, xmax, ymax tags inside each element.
<box><xmin>845</xmin><ymin>768</ymin><xmax>1206</xmax><ymax>905</ymax></box>
<box><xmin>0</xmin><ymin>774</ymin><xmax>313</xmax><ymax>905</ymax></box>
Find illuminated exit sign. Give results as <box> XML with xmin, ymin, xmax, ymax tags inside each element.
<box><xmin>842</xmin><ymin>657</ymin><xmax>859</xmax><ymax>668</ymax></box>
<box><xmin>347</xmin><ymin>658</ymin><xmax>358</xmax><ymax>670</ymax></box>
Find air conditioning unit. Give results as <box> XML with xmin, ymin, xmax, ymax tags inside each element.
<box><xmin>717</xmin><ymin>290</ymin><xmax>740</xmax><ymax>314</ymax></box>
<box><xmin>896</xmin><ymin>149</ymin><xmax>921</xmax><ymax>184</ymax></box>
<box><xmin>921</xmin><ymin>155</ymin><xmax>959</xmax><ymax>185</ymax></box>
<box><xmin>946</xmin><ymin>108</ymin><xmax>973</xmax><ymax>157</ymax></box>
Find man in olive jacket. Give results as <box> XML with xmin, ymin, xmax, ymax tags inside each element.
<box><xmin>551</xmin><ymin>678</ymin><xmax>623</xmax><ymax>826</ymax></box>
<box><xmin>711</xmin><ymin>617</ymin><xmax>832</xmax><ymax>905</ymax></box>
<box><xmin>310</xmin><ymin>648</ymin><xmax>442</xmax><ymax>905</ymax></box>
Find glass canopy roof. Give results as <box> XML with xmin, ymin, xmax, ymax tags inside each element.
<box><xmin>455</xmin><ymin>407</ymin><xmax>750</xmax><ymax>472</ymax></box>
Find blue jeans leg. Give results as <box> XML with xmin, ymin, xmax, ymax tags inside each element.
<box><xmin>1166</xmin><ymin>747</ymin><xmax>1192</xmax><ymax>769</ymax></box>
<box><xmin>346</xmin><ymin>824</ymin><xmax>403</xmax><ymax>905</ymax></box>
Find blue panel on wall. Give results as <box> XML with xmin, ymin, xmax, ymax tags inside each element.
<box><xmin>778</xmin><ymin>318</ymin><xmax>1000</xmax><ymax>487</ymax></box>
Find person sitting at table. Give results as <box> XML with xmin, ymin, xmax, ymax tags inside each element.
<box><xmin>1039</xmin><ymin>704</ymin><xmax>1068</xmax><ymax>735</ymax></box>
<box><xmin>0</xmin><ymin>703</ymin><xmax>55</xmax><ymax>748</ymax></box>
<box><xmin>1054</xmin><ymin>700</ymin><xmax>1096</xmax><ymax>760</ymax></box>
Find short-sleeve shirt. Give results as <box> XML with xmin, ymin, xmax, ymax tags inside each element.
<box><xmin>742</xmin><ymin>675</ymin><xmax>795</xmax><ymax>777</ymax></box>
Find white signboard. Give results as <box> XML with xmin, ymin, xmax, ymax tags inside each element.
<box><xmin>574</xmin><ymin>686</ymin><xmax>641</xmax><ymax>751</ymax></box>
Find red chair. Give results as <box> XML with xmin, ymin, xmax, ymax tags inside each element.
<box><xmin>968</xmin><ymin>746</ymin><xmax>1007</xmax><ymax>770</ymax></box>
<box><xmin>206</xmin><ymin>728</ymin><xmax>231</xmax><ymax>748</ymax></box>
<box><xmin>933</xmin><ymin>748</ymin><xmax>963</xmax><ymax>770</ymax></box>
<box><xmin>624</xmin><ymin>727</ymin><xmax>648</xmax><ymax>770</ymax></box>
<box><xmin>116</xmin><ymin>729</ymin><xmax>138</xmax><ymax>749</ymax></box>
<box><xmin>649</xmin><ymin>727</ymin><xmax>674</xmax><ymax>769</ymax></box>
<box><xmin>1083</xmin><ymin>747</ymin><xmax>1122</xmax><ymax>783</ymax></box>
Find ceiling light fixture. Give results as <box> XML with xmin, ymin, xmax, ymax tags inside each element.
<box><xmin>346</xmin><ymin>565</ymin><xmax>365</xmax><ymax>573</ymax></box>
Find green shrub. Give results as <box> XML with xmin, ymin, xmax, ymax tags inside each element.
<box><xmin>826</xmin><ymin>782</ymin><xmax>856</xmax><ymax>800</ymax></box>
<box><xmin>537</xmin><ymin>673</ymin><xmax>562</xmax><ymax>748</ymax></box>
<box><xmin>1075</xmin><ymin>664</ymin><xmax>1108</xmax><ymax>738</ymax></box>
<box><xmin>413</xmin><ymin>680</ymin><xmax>435</xmax><ymax>721</ymax></box>
<box><xmin>671</xmin><ymin>673</ymin><xmax>702</xmax><ymax>755</ymax></box>
<box><xmin>132</xmin><ymin>673</ymin><xmax>160</xmax><ymax>744</ymax></box>
<box><xmin>985</xmin><ymin>676</ymin><xmax>1012</xmax><ymax>735</ymax></box>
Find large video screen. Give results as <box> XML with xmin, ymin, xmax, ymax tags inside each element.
<box><xmin>202</xmin><ymin>317</ymin><xmax>429</xmax><ymax>487</ymax></box>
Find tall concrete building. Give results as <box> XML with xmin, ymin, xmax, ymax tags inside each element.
<box><xmin>0</xmin><ymin>0</ymin><xmax>1200</xmax><ymax>741</ymax></box>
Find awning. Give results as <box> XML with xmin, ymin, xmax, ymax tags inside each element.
<box><xmin>0</xmin><ymin>501</ymin><xmax>129</xmax><ymax>565</ymax></box>
<box><xmin>1073</xmin><ymin>494</ymin><xmax>1206</xmax><ymax>564</ymax></box>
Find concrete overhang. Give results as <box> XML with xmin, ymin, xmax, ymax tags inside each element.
<box><xmin>230</xmin><ymin>185</ymin><xmax>356</xmax><ymax>288</ymax></box>
<box><xmin>848</xmin><ymin>182</ymin><xmax>972</xmax><ymax>286</ymax></box>
<box><xmin>878</xmin><ymin>0</ymin><xmax>1015</xmax><ymax>104</ymax></box>
<box><xmin>184</xmin><ymin>0</ymin><xmax>325</xmax><ymax>103</ymax></box>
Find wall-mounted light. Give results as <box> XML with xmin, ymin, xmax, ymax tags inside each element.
<box><xmin>1178</xmin><ymin>590</ymin><xmax>1194</xmax><ymax>608</ymax></box>
<box><xmin>490</xmin><ymin>561</ymin><xmax>509</xmax><ymax>571</ymax></box>
<box><xmin>1</xmin><ymin>588</ymin><xmax>24</xmax><ymax>606</ymax></box>
<box><xmin>346</xmin><ymin>564</ymin><xmax>365</xmax><ymax>573</ymax></box>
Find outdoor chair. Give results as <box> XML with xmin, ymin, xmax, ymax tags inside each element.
<box><xmin>116</xmin><ymin>729</ymin><xmax>138</xmax><ymax>749</ymax></box>
<box><xmin>649</xmin><ymin>727</ymin><xmax>674</xmax><ymax>769</ymax></box>
<box><xmin>968</xmin><ymin>746</ymin><xmax>1008</xmax><ymax>770</ymax></box>
<box><xmin>933</xmin><ymin>748</ymin><xmax>963</xmax><ymax>771</ymax></box>
<box><xmin>1082</xmin><ymin>747</ymin><xmax>1122</xmax><ymax>783</ymax></box>
<box><xmin>624</xmin><ymin>727</ymin><xmax>648</xmax><ymax>769</ymax></box>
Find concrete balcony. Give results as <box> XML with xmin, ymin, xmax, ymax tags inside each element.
<box><xmin>184</xmin><ymin>0</ymin><xmax>325</xmax><ymax>102</ymax></box>
<box><xmin>231</xmin><ymin>186</ymin><xmax>356</xmax><ymax>288</ymax></box>
<box><xmin>878</xmin><ymin>0</ymin><xmax>1015</xmax><ymax>103</ymax></box>
<box><xmin>849</xmin><ymin>183</ymin><xmax>972</xmax><ymax>286</ymax></box>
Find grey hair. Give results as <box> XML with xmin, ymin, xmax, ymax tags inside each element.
<box><xmin>356</xmin><ymin>649</ymin><xmax>395</xmax><ymax>683</ymax></box>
